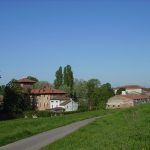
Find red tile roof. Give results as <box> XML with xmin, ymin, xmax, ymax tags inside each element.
<box><xmin>31</xmin><ymin>88</ymin><xmax>66</xmax><ymax>94</ymax></box>
<box><xmin>121</xmin><ymin>94</ymin><xmax>149</xmax><ymax>101</ymax></box>
<box><xmin>17</xmin><ymin>78</ymin><xmax>36</xmax><ymax>83</ymax></box>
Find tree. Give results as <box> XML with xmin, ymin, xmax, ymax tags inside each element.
<box><xmin>73</xmin><ymin>79</ymin><xmax>88</xmax><ymax>110</ymax></box>
<box><xmin>116</xmin><ymin>88</ymin><xmax>125</xmax><ymax>95</ymax></box>
<box><xmin>63</xmin><ymin>65</ymin><xmax>74</xmax><ymax>94</ymax></box>
<box><xmin>27</xmin><ymin>76</ymin><xmax>39</xmax><ymax>82</ymax></box>
<box><xmin>73</xmin><ymin>79</ymin><xmax>87</xmax><ymax>99</ymax></box>
<box><xmin>86</xmin><ymin>79</ymin><xmax>101</xmax><ymax>110</ymax></box>
<box><xmin>0</xmin><ymin>85</ymin><xmax>5</xmax><ymax>95</ymax></box>
<box><xmin>96</xmin><ymin>83</ymin><xmax>114</xmax><ymax>109</ymax></box>
<box><xmin>54</xmin><ymin>66</ymin><xmax>63</xmax><ymax>89</ymax></box>
<box><xmin>3</xmin><ymin>79</ymin><xmax>23</xmax><ymax>116</ymax></box>
<box><xmin>33</xmin><ymin>81</ymin><xmax>52</xmax><ymax>89</ymax></box>
<box><xmin>3</xmin><ymin>79</ymin><xmax>34</xmax><ymax>117</ymax></box>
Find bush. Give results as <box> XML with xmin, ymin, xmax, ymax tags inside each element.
<box><xmin>24</xmin><ymin>110</ymin><xmax>51</xmax><ymax>118</ymax></box>
<box><xmin>36</xmin><ymin>111</ymin><xmax>51</xmax><ymax>117</ymax></box>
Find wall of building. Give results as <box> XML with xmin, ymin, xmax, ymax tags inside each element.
<box><xmin>36</xmin><ymin>95</ymin><xmax>50</xmax><ymax>110</ymax></box>
<box><xmin>114</xmin><ymin>88</ymin><xmax>143</xmax><ymax>95</ymax></box>
<box><xmin>50</xmin><ymin>99</ymin><xmax>65</xmax><ymax>109</ymax></box>
<box><xmin>35</xmin><ymin>94</ymin><xmax>66</xmax><ymax>110</ymax></box>
<box><xmin>133</xmin><ymin>98</ymin><xmax>150</xmax><ymax>106</ymax></box>
<box><xmin>106</xmin><ymin>96</ymin><xmax>134</xmax><ymax>109</ymax></box>
<box><xmin>64</xmin><ymin>100</ymin><xmax>78</xmax><ymax>112</ymax></box>
<box><xmin>126</xmin><ymin>89</ymin><xmax>143</xmax><ymax>94</ymax></box>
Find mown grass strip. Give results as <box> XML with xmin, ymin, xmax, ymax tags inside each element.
<box><xmin>0</xmin><ymin>109</ymin><xmax>111</xmax><ymax>146</ymax></box>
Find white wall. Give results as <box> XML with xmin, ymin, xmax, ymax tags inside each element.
<box><xmin>126</xmin><ymin>89</ymin><xmax>143</xmax><ymax>94</ymax></box>
<box><xmin>64</xmin><ymin>100</ymin><xmax>78</xmax><ymax>112</ymax></box>
<box><xmin>50</xmin><ymin>100</ymin><xmax>65</xmax><ymax>109</ymax></box>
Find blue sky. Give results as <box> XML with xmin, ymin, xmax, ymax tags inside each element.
<box><xmin>0</xmin><ymin>0</ymin><xmax>150</xmax><ymax>87</ymax></box>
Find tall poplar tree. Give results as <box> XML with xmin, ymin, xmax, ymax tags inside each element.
<box><xmin>54</xmin><ymin>66</ymin><xmax>63</xmax><ymax>89</ymax></box>
<box><xmin>63</xmin><ymin>65</ymin><xmax>74</xmax><ymax>94</ymax></box>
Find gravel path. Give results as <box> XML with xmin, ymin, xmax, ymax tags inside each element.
<box><xmin>0</xmin><ymin>117</ymin><xmax>101</xmax><ymax>150</ymax></box>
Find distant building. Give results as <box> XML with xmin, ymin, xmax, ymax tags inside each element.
<box><xmin>107</xmin><ymin>85</ymin><xmax>150</xmax><ymax>109</ymax></box>
<box><xmin>106</xmin><ymin>94</ymin><xmax>150</xmax><ymax>109</ymax></box>
<box><xmin>114</xmin><ymin>85</ymin><xmax>146</xmax><ymax>95</ymax></box>
<box><xmin>31</xmin><ymin>88</ymin><xmax>78</xmax><ymax>111</ymax></box>
<box><xmin>16</xmin><ymin>78</ymin><xmax>36</xmax><ymax>91</ymax></box>
<box><xmin>17</xmin><ymin>78</ymin><xmax>78</xmax><ymax>111</ymax></box>
<box><xmin>31</xmin><ymin>88</ymin><xmax>66</xmax><ymax>110</ymax></box>
<box><xmin>60</xmin><ymin>99</ymin><xmax>78</xmax><ymax>112</ymax></box>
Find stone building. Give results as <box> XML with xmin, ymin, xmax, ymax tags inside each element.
<box><xmin>17</xmin><ymin>78</ymin><xmax>78</xmax><ymax>111</ymax></box>
<box><xmin>16</xmin><ymin>78</ymin><xmax>36</xmax><ymax>91</ymax></box>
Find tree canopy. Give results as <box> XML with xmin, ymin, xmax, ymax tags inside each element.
<box><xmin>54</xmin><ymin>65</ymin><xmax>74</xmax><ymax>95</ymax></box>
<box><xmin>27</xmin><ymin>76</ymin><xmax>39</xmax><ymax>82</ymax></box>
<box><xmin>33</xmin><ymin>81</ymin><xmax>52</xmax><ymax>89</ymax></box>
<box><xmin>116</xmin><ymin>88</ymin><xmax>126</xmax><ymax>95</ymax></box>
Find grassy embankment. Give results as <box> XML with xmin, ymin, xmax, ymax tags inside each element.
<box><xmin>42</xmin><ymin>104</ymin><xmax>150</xmax><ymax>150</ymax></box>
<box><xmin>0</xmin><ymin>109</ymin><xmax>110</xmax><ymax>146</ymax></box>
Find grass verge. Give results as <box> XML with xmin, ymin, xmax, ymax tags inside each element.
<box><xmin>0</xmin><ymin>109</ymin><xmax>110</xmax><ymax>146</ymax></box>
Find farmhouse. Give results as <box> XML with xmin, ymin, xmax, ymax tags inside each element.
<box><xmin>31</xmin><ymin>88</ymin><xmax>66</xmax><ymax>110</ymax></box>
<box><xmin>17</xmin><ymin>78</ymin><xmax>78</xmax><ymax>111</ymax></box>
<box><xmin>106</xmin><ymin>93</ymin><xmax>150</xmax><ymax>109</ymax></box>
<box><xmin>114</xmin><ymin>85</ymin><xmax>146</xmax><ymax>95</ymax></box>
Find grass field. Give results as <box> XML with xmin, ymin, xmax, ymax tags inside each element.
<box><xmin>0</xmin><ymin>109</ymin><xmax>110</xmax><ymax>146</ymax></box>
<box><xmin>42</xmin><ymin>104</ymin><xmax>150</xmax><ymax>150</ymax></box>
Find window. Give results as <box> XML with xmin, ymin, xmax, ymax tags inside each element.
<box><xmin>51</xmin><ymin>101</ymin><xmax>53</xmax><ymax>103</ymax></box>
<box><xmin>118</xmin><ymin>105</ymin><xmax>120</xmax><ymax>107</ymax></box>
<box><xmin>56</xmin><ymin>101</ymin><xmax>58</xmax><ymax>103</ymax></box>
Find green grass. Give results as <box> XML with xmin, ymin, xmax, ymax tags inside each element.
<box><xmin>42</xmin><ymin>104</ymin><xmax>150</xmax><ymax>150</ymax></box>
<box><xmin>0</xmin><ymin>109</ymin><xmax>110</xmax><ymax>146</ymax></box>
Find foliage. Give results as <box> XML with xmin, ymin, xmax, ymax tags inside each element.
<box><xmin>63</xmin><ymin>65</ymin><xmax>74</xmax><ymax>94</ymax></box>
<box><xmin>24</xmin><ymin>110</ymin><xmax>50</xmax><ymax>118</ymax></box>
<box><xmin>33</xmin><ymin>81</ymin><xmax>52</xmax><ymax>89</ymax></box>
<box><xmin>54</xmin><ymin>66</ymin><xmax>63</xmax><ymax>89</ymax></box>
<box><xmin>27</xmin><ymin>76</ymin><xmax>39</xmax><ymax>82</ymax></box>
<box><xmin>0</xmin><ymin>85</ymin><xmax>5</xmax><ymax>95</ymax></box>
<box><xmin>30</xmin><ymin>95</ymin><xmax>37</xmax><ymax>111</ymax></box>
<box><xmin>94</xmin><ymin>83</ymin><xmax>114</xmax><ymax>109</ymax></box>
<box><xmin>54</xmin><ymin>65</ymin><xmax>74</xmax><ymax>95</ymax></box>
<box><xmin>42</xmin><ymin>104</ymin><xmax>150</xmax><ymax>150</ymax></box>
<box><xmin>73</xmin><ymin>79</ymin><xmax>87</xmax><ymax>99</ymax></box>
<box><xmin>86</xmin><ymin>79</ymin><xmax>101</xmax><ymax>110</ymax></box>
<box><xmin>3</xmin><ymin>79</ymin><xmax>23</xmax><ymax>116</ymax></box>
<box><xmin>116</xmin><ymin>88</ymin><xmax>126</xmax><ymax>95</ymax></box>
<box><xmin>3</xmin><ymin>79</ymin><xmax>33</xmax><ymax>118</ymax></box>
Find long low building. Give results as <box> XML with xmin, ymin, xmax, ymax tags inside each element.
<box><xmin>106</xmin><ymin>94</ymin><xmax>150</xmax><ymax>109</ymax></box>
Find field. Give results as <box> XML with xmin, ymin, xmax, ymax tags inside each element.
<box><xmin>0</xmin><ymin>109</ymin><xmax>109</xmax><ymax>146</ymax></box>
<box><xmin>42</xmin><ymin>104</ymin><xmax>150</xmax><ymax>150</ymax></box>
